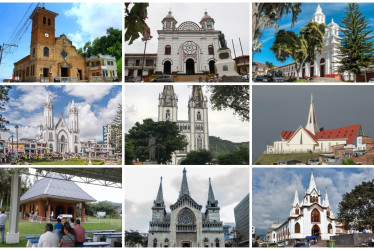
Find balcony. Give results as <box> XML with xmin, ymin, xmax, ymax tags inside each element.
<box><xmin>176</xmin><ymin>225</ymin><xmax>196</xmax><ymax>232</ymax></box>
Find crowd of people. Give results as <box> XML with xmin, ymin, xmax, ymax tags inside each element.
<box><xmin>38</xmin><ymin>218</ymin><xmax>86</xmax><ymax>247</ymax></box>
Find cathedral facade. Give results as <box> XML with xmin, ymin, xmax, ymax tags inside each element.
<box><xmin>158</xmin><ymin>85</ymin><xmax>209</xmax><ymax>164</ymax></box>
<box><xmin>13</xmin><ymin>7</ymin><xmax>87</xmax><ymax>82</ymax></box>
<box><xmin>148</xmin><ymin>168</ymin><xmax>225</xmax><ymax>248</ymax></box>
<box><xmin>268</xmin><ymin>171</ymin><xmax>338</xmax><ymax>242</ymax></box>
<box><xmin>36</xmin><ymin>93</ymin><xmax>81</xmax><ymax>154</ymax></box>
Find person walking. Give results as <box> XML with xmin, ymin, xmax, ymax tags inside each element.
<box><xmin>38</xmin><ymin>223</ymin><xmax>60</xmax><ymax>247</ymax></box>
<box><xmin>0</xmin><ymin>210</ymin><xmax>7</xmax><ymax>244</ymax></box>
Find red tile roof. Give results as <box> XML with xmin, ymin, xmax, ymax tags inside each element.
<box><xmin>281</xmin><ymin>130</ymin><xmax>295</xmax><ymax>140</ymax></box>
<box><xmin>303</xmin><ymin>127</ymin><xmax>318</xmax><ymax>143</ymax></box>
<box><xmin>315</xmin><ymin>124</ymin><xmax>361</xmax><ymax>144</ymax></box>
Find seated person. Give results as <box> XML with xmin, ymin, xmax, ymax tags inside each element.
<box><xmin>38</xmin><ymin>223</ymin><xmax>60</xmax><ymax>247</ymax></box>
<box><xmin>60</xmin><ymin>225</ymin><xmax>75</xmax><ymax>247</ymax></box>
<box><xmin>54</xmin><ymin>218</ymin><xmax>63</xmax><ymax>240</ymax></box>
<box><xmin>73</xmin><ymin>219</ymin><xmax>85</xmax><ymax>246</ymax></box>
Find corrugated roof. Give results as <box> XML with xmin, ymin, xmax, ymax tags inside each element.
<box><xmin>20</xmin><ymin>173</ymin><xmax>96</xmax><ymax>203</ymax></box>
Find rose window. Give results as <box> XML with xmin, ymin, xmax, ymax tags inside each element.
<box><xmin>183</xmin><ymin>42</ymin><xmax>197</xmax><ymax>55</ymax></box>
<box><xmin>178</xmin><ymin>210</ymin><xmax>195</xmax><ymax>224</ymax></box>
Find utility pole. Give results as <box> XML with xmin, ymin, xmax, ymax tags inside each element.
<box><xmin>0</xmin><ymin>42</ymin><xmax>18</xmax><ymax>66</ymax></box>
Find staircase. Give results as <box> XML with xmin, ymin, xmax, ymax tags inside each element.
<box><xmin>175</xmin><ymin>75</ymin><xmax>207</xmax><ymax>82</ymax></box>
<box><xmin>309</xmin><ymin>77</ymin><xmax>341</xmax><ymax>82</ymax></box>
<box><xmin>311</xmin><ymin>240</ymin><xmax>328</xmax><ymax>247</ymax></box>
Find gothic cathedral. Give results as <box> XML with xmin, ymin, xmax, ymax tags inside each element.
<box><xmin>148</xmin><ymin>168</ymin><xmax>224</xmax><ymax>247</ymax></box>
<box><xmin>158</xmin><ymin>85</ymin><xmax>209</xmax><ymax>164</ymax></box>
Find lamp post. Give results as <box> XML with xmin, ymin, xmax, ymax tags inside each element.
<box><xmin>141</xmin><ymin>35</ymin><xmax>153</xmax><ymax>82</ymax></box>
<box><xmin>15</xmin><ymin>125</ymin><xmax>19</xmax><ymax>159</ymax></box>
<box><xmin>10</xmin><ymin>135</ymin><xmax>14</xmax><ymax>158</ymax></box>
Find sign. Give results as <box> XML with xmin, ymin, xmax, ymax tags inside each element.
<box><xmin>97</xmin><ymin>212</ymin><xmax>106</xmax><ymax>217</ymax></box>
<box><xmin>7</xmin><ymin>144</ymin><xmax>25</xmax><ymax>152</ymax></box>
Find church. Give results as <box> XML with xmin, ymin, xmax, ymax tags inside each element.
<box><xmin>266</xmin><ymin>94</ymin><xmax>364</xmax><ymax>154</ymax></box>
<box><xmin>268</xmin><ymin>171</ymin><xmax>339</xmax><ymax>243</ymax></box>
<box><xmin>158</xmin><ymin>85</ymin><xmax>209</xmax><ymax>164</ymax></box>
<box><xmin>35</xmin><ymin>93</ymin><xmax>81</xmax><ymax>154</ymax></box>
<box><xmin>13</xmin><ymin>7</ymin><xmax>87</xmax><ymax>82</ymax></box>
<box><xmin>148</xmin><ymin>168</ymin><xmax>225</xmax><ymax>247</ymax></box>
<box><xmin>278</xmin><ymin>5</ymin><xmax>354</xmax><ymax>81</ymax></box>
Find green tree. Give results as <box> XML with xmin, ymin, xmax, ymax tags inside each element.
<box><xmin>180</xmin><ymin>149</ymin><xmax>213</xmax><ymax>165</ymax></box>
<box><xmin>125</xmin><ymin>140</ymin><xmax>135</xmax><ymax>165</ymax></box>
<box><xmin>207</xmin><ymin>85</ymin><xmax>249</xmax><ymax>122</ymax></box>
<box><xmin>125</xmin><ymin>3</ymin><xmax>150</xmax><ymax>45</ymax></box>
<box><xmin>338</xmin><ymin>179</ymin><xmax>374</xmax><ymax>230</ymax></box>
<box><xmin>217</xmin><ymin>147</ymin><xmax>249</xmax><ymax>165</ymax></box>
<box><xmin>112</xmin><ymin>103</ymin><xmax>122</xmax><ymax>153</ymax></box>
<box><xmin>125</xmin><ymin>230</ymin><xmax>145</xmax><ymax>247</ymax></box>
<box><xmin>86</xmin><ymin>201</ymin><xmax>120</xmax><ymax>217</ymax></box>
<box><xmin>337</xmin><ymin>3</ymin><xmax>374</xmax><ymax>82</ymax></box>
<box><xmin>127</xmin><ymin>119</ymin><xmax>188</xmax><ymax>164</ymax></box>
<box><xmin>252</xmin><ymin>3</ymin><xmax>302</xmax><ymax>53</ymax></box>
<box><xmin>342</xmin><ymin>158</ymin><xmax>356</xmax><ymax>165</ymax></box>
<box><xmin>0</xmin><ymin>86</ymin><xmax>11</xmax><ymax>132</ymax></box>
<box><xmin>271</xmin><ymin>22</ymin><xmax>326</xmax><ymax>80</ymax></box>
<box><xmin>116</xmin><ymin>57</ymin><xmax>122</xmax><ymax>80</ymax></box>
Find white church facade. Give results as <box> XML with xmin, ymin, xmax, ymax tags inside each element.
<box><xmin>36</xmin><ymin>93</ymin><xmax>81</xmax><ymax>153</ymax></box>
<box><xmin>148</xmin><ymin>168</ymin><xmax>224</xmax><ymax>248</ymax></box>
<box><xmin>268</xmin><ymin>171</ymin><xmax>338</xmax><ymax>243</ymax></box>
<box><xmin>266</xmin><ymin>94</ymin><xmax>364</xmax><ymax>154</ymax></box>
<box><xmin>278</xmin><ymin>5</ymin><xmax>354</xmax><ymax>81</ymax></box>
<box><xmin>158</xmin><ymin>85</ymin><xmax>209</xmax><ymax>164</ymax></box>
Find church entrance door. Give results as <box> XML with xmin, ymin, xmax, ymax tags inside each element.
<box><xmin>43</xmin><ymin>68</ymin><xmax>49</xmax><ymax>77</ymax></box>
<box><xmin>320</xmin><ymin>58</ymin><xmax>325</xmax><ymax>77</ymax></box>
<box><xmin>61</xmin><ymin>67</ymin><xmax>69</xmax><ymax>77</ymax></box>
<box><xmin>182</xmin><ymin>242</ymin><xmax>191</xmax><ymax>247</ymax></box>
<box><xmin>186</xmin><ymin>59</ymin><xmax>195</xmax><ymax>75</ymax></box>
<box><xmin>164</xmin><ymin>61</ymin><xmax>171</xmax><ymax>74</ymax></box>
<box><xmin>55</xmin><ymin>206</ymin><xmax>64</xmax><ymax>219</ymax></box>
<box><xmin>209</xmin><ymin>60</ymin><xmax>215</xmax><ymax>74</ymax></box>
<box><xmin>78</xmin><ymin>69</ymin><xmax>82</xmax><ymax>80</ymax></box>
<box><xmin>311</xmin><ymin>224</ymin><xmax>320</xmax><ymax>238</ymax></box>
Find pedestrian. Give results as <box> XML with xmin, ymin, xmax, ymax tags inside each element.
<box><xmin>70</xmin><ymin>218</ymin><xmax>75</xmax><ymax>228</ymax></box>
<box><xmin>60</xmin><ymin>224</ymin><xmax>75</xmax><ymax>247</ymax></box>
<box><xmin>0</xmin><ymin>210</ymin><xmax>7</xmax><ymax>244</ymax></box>
<box><xmin>73</xmin><ymin>219</ymin><xmax>85</xmax><ymax>246</ymax></box>
<box><xmin>50</xmin><ymin>211</ymin><xmax>54</xmax><ymax>222</ymax></box>
<box><xmin>38</xmin><ymin>223</ymin><xmax>60</xmax><ymax>247</ymax></box>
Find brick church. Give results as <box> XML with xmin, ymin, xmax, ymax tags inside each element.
<box><xmin>13</xmin><ymin>7</ymin><xmax>87</xmax><ymax>82</ymax></box>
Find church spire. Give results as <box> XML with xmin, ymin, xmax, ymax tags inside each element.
<box><xmin>305</xmin><ymin>93</ymin><xmax>319</xmax><ymax>135</ymax></box>
<box><xmin>179</xmin><ymin>168</ymin><xmax>190</xmax><ymax>199</ymax></box>
<box><xmin>292</xmin><ymin>186</ymin><xmax>299</xmax><ymax>206</ymax></box>
<box><xmin>307</xmin><ymin>170</ymin><xmax>318</xmax><ymax>193</ymax></box>
<box><xmin>160</xmin><ymin>85</ymin><xmax>177</xmax><ymax>106</ymax></box>
<box><xmin>323</xmin><ymin>188</ymin><xmax>330</xmax><ymax>207</ymax></box>
<box><xmin>207</xmin><ymin>177</ymin><xmax>218</xmax><ymax>207</ymax></box>
<box><xmin>154</xmin><ymin>177</ymin><xmax>165</xmax><ymax>207</ymax></box>
<box><xmin>190</xmin><ymin>86</ymin><xmax>205</xmax><ymax>108</ymax></box>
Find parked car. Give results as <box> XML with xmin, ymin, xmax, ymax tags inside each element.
<box><xmin>277</xmin><ymin>241</ymin><xmax>285</xmax><ymax>247</ymax></box>
<box><xmin>54</xmin><ymin>77</ymin><xmax>61</xmax><ymax>82</ymax></box>
<box><xmin>369</xmin><ymin>78</ymin><xmax>374</xmax><ymax>83</ymax></box>
<box><xmin>151</xmin><ymin>74</ymin><xmax>175</xmax><ymax>82</ymax></box>
<box><xmin>57</xmin><ymin>214</ymin><xmax>73</xmax><ymax>221</ymax></box>
<box><xmin>255</xmin><ymin>75</ymin><xmax>264</xmax><ymax>82</ymax></box>
<box><xmin>268</xmin><ymin>243</ymin><xmax>278</xmax><ymax>247</ymax></box>
<box><xmin>294</xmin><ymin>242</ymin><xmax>308</xmax><ymax>248</ymax></box>
<box><xmin>126</xmin><ymin>76</ymin><xmax>141</xmax><ymax>82</ymax></box>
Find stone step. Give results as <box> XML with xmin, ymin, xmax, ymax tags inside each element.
<box><xmin>175</xmin><ymin>75</ymin><xmax>208</xmax><ymax>82</ymax></box>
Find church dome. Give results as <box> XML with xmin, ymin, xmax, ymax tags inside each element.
<box><xmin>201</xmin><ymin>11</ymin><xmax>212</xmax><ymax>21</ymax></box>
<box><xmin>164</xmin><ymin>11</ymin><xmax>175</xmax><ymax>19</ymax></box>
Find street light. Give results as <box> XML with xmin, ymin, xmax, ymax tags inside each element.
<box><xmin>15</xmin><ymin>125</ymin><xmax>19</xmax><ymax>159</ymax></box>
<box><xmin>10</xmin><ymin>135</ymin><xmax>14</xmax><ymax>157</ymax></box>
<box><xmin>141</xmin><ymin>32</ymin><xmax>153</xmax><ymax>82</ymax></box>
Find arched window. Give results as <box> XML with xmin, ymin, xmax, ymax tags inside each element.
<box><xmin>75</xmin><ymin>135</ymin><xmax>78</xmax><ymax>143</ymax></box>
<box><xmin>311</xmin><ymin>208</ymin><xmax>320</xmax><ymax>223</ymax></box>
<box><xmin>164</xmin><ymin>238</ymin><xmax>169</xmax><ymax>247</ymax></box>
<box><xmin>295</xmin><ymin>208</ymin><xmax>299</xmax><ymax>215</ymax></box>
<box><xmin>32</xmin><ymin>48</ymin><xmax>35</xmax><ymax>57</ymax></box>
<box><xmin>328</xmin><ymin>224</ymin><xmax>333</xmax><ymax>233</ymax></box>
<box><xmin>43</xmin><ymin>47</ymin><xmax>49</xmax><ymax>57</ymax></box>
<box><xmin>165</xmin><ymin>45</ymin><xmax>171</xmax><ymax>55</ymax></box>
<box><xmin>203</xmin><ymin>238</ymin><xmax>209</xmax><ymax>247</ymax></box>
<box><xmin>197</xmin><ymin>111</ymin><xmax>201</xmax><ymax>120</ymax></box>
<box><xmin>43</xmin><ymin>17</ymin><xmax>46</xmax><ymax>24</ymax></box>
<box><xmin>153</xmin><ymin>239</ymin><xmax>157</xmax><ymax>248</ymax></box>
<box><xmin>48</xmin><ymin>18</ymin><xmax>51</xmax><ymax>25</ymax></box>
<box><xmin>327</xmin><ymin>210</ymin><xmax>330</xmax><ymax>217</ymax></box>
<box><xmin>208</xmin><ymin>45</ymin><xmax>214</xmax><ymax>55</ymax></box>
<box><xmin>197</xmin><ymin>136</ymin><xmax>203</xmax><ymax>150</ymax></box>
<box><xmin>295</xmin><ymin>223</ymin><xmax>300</xmax><ymax>233</ymax></box>
<box><xmin>166</xmin><ymin>110</ymin><xmax>170</xmax><ymax>119</ymax></box>
<box><xmin>215</xmin><ymin>238</ymin><xmax>220</xmax><ymax>247</ymax></box>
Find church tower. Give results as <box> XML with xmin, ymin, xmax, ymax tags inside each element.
<box><xmin>30</xmin><ymin>7</ymin><xmax>58</xmax><ymax>46</ymax></box>
<box><xmin>305</xmin><ymin>94</ymin><xmax>319</xmax><ymax>135</ymax></box>
<box><xmin>158</xmin><ymin>85</ymin><xmax>178</xmax><ymax>122</ymax></box>
<box><xmin>69</xmin><ymin>99</ymin><xmax>80</xmax><ymax>153</ymax></box>
<box><xmin>200</xmin><ymin>11</ymin><xmax>215</xmax><ymax>30</ymax></box>
<box><xmin>304</xmin><ymin>171</ymin><xmax>321</xmax><ymax>205</ymax></box>
<box><xmin>152</xmin><ymin>177</ymin><xmax>166</xmax><ymax>222</ymax></box>
<box><xmin>205</xmin><ymin>177</ymin><xmax>220</xmax><ymax>222</ymax></box>
<box><xmin>162</xmin><ymin>11</ymin><xmax>177</xmax><ymax>30</ymax></box>
<box><xmin>188</xmin><ymin>86</ymin><xmax>209</xmax><ymax>151</ymax></box>
<box><xmin>44</xmin><ymin>93</ymin><xmax>54</xmax><ymax>129</ymax></box>
<box><xmin>312</xmin><ymin>5</ymin><xmax>325</xmax><ymax>24</ymax></box>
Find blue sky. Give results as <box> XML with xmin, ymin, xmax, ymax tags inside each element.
<box><xmin>0</xmin><ymin>2</ymin><xmax>122</xmax><ymax>80</ymax></box>
<box><xmin>252</xmin><ymin>168</ymin><xmax>374</xmax><ymax>229</ymax></box>
<box><xmin>3</xmin><ymin>85</ymin><xmax>122</xmax><ymax>142</ymax></box>
<box><xmin>253</xmin><ymin>3</ymin><xmax>374</xmax><ymax>66</ymax></box>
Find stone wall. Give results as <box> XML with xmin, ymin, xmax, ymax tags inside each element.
<box><xmin>332</xmin><ymin>233</ymin><xmax>374</xmax><ymax>245</ymax></box>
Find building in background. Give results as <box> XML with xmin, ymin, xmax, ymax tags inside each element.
<box><xmin>223</xmin><ymin>222</ymin><xmax>235</xmax><ymax>242</ymax></box>
<box><xmin>234</xmin><ymin>193</ymin><xmax>249</xmax><ymax>247</ymax></box>
<box><xmin>86</xmin><ymin>54</ymin><xmax>118</xmax><ymax>82</ymax></box>
<box><xmin>124</xmin><ymin>53</ymin><xmax>157</xmax><ymax>79</ymax></box>
<box><xmin>234</xmin><ymin>55</ymin><xmax>249</xmax><ymax>75</ymax></box>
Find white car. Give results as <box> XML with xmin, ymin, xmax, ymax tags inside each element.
<box><xmin>57</xmin><ymin>214</ymin><xmax>73</xmax><ymax>220</ymax></box>
<box><xmin>369</xmin><ymin>78</ymin><xmax>374</xmax><ymax>83</ymax></box>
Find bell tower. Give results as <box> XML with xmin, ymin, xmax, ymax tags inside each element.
<box><xmin>30</xmin><ymin>7</ymin><xmax>58</xmax><ymax>46</ymax></box>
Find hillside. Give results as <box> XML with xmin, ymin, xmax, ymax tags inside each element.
<box><xmin>209</xmin><ymin>136</ymin><xmax>249</xmax><ymax>155</ymax></box>
<box><xmin>253</xmin><ymin>153</ymin><xmax>321</xmax><ymax>165</ymax></box>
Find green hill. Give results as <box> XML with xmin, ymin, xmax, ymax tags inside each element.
<box><xmin>253</xmin><ymin>153</ymin><xmax>320</xmax><ymax>165</ymax></box>
<box><xmin>209</xmin><ymin>136</ymin><xmax>249</xmax><ymax>155</ymax></box>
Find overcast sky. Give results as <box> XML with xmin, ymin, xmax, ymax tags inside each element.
<box><xmin>4</xmin><ymin>85</ymin><xmax>122</xmax><ymax>142</ymax></box>
<box><xmin>253</xmin><ymin>168</ymin><xmax>374</xmax><ymax>229</ymax></box>
<box><xmin>125</xmin><ymin>85</ymin><xmax>249</xmax><ymax>143</ymax></box>
<box><xmin>125</xmin><ymin>166</ymin><xmax>249</xmax><ymax>232</ymax></box>
<box><xmin>125</xmin><ymin>3</ymin><xmax>249</xmax><ymax>56</ymax></box>
<box><xmin>253</xmin><ymin>86</ymin><xmax>374</xmax><ymax>161</ymax></box>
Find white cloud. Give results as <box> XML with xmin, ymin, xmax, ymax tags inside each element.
<box><xmin>67</xmin><ymin>32</ymin><xmax>84</xmax><ymax>49</ymax></box>
<box><xmin>62</xmin><ymin>85</ymin><xmax>113</xmax><ymax>103</ymax></box>
<box><xmin>9</xmin><ymin>86</ymin><xmax>54</xmax><ymax>112</ymax></box>
<box><xmin>99</xmin><ymin>90</ymin><xmax>122</xmax><ymax>125</ymax></box>
<box><xmin>64</xmin><ymin>3</ymin><xmax>122</xmax><ymax>43</ymax></box>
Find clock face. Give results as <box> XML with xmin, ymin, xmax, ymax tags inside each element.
<box><xmin>154</xmin><ymin>214</ymin><xmax>160</xmax><ymax>220</ymax></box>
<box><xmin>45</xmin><ymin>33</ymin><xmax>49</xmax><ymax>38</ymax></box>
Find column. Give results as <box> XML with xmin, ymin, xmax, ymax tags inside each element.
<box><xmin>81</xmin><ymin>202</ymin><xmax>85</xmax><ymax>222</ymax></box>
<box><xmin>6</xmin><ymin>172</ymin><xmax>21</xmax><ymax>244</ymax></box>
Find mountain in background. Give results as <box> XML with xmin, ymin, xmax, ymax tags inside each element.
<box><xmin>209</xmin><ymin>136</ymin><xmax>249</xmax><ymax>155</ymax></box>
<box><xmin>100</xmin><ymin>200</ymin><xmax>122</xmax><ymax>211</ymax></box>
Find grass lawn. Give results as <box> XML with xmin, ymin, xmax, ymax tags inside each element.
<box><xmin>2</xmin><ymin>216</ymin><xmax>122</xmax><ymax>247</ymax></box>
<box><xmin>18</xmin><ymin>159</ymin><xmax>104</xmax><ymax>165</ymax></box>
<box><xmin>254</xmin><ymin>153</ymin><xmax>321</xmax><ymax>165</ymax></box>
